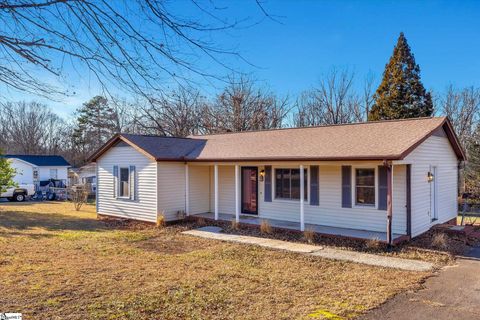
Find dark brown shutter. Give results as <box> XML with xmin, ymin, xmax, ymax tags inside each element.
<box><xmin>378</xmin><ymin>165</ymin><xmax>388</xmax><ymax>210</ymax></box>
<box><xmin>310</xmin><ymin>165</ymin><xmax>319</xmax><ymax>205</ymax></box>
<box><xmin>341</xmin><ymin>166</ymin><xmax>352</xmax><ymax>208</ymax></box>
<box><xmin>264</xmin><ymin>165</ymin><xmax>272</xmax><ymax>202</ymax></box>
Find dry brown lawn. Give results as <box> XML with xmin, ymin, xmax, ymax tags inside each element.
<box><xmin>0</xmin><ymin>201</ymin><xmax>429</xmax><ymax>320</ymax></box>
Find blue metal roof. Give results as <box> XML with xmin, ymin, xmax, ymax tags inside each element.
<box><xmin>3</xmin><ymin>155</ymin><xmax>71</xmax><ymax>167</ymax></box>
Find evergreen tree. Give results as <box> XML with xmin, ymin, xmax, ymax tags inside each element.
<box><xmin>368</xmin><ymin>33</ymin><xmax>433</xmax><ymax>121</ymax></box>
<box><xmin>0</xmin><ymin>150</ymin><xmax>16</xmax><ymax>193</ymax></box>
<box><xmin>72</xmin><ymin>96</ymin><xmax>119</xmax><ymax>163</ymax></box>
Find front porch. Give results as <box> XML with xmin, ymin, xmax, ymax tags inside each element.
<box><xmin>193</xmin><ymin>212</ymin><xmax>407</xmax><ymax>243</ymax></box>
<box><xmin>184</xmin><ymin>161</ymin><xmax>409</xmax><ymax>245</ymax></box>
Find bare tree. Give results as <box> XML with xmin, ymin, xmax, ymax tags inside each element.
<box><xmin>0</xmin><ymin>101</ymin><xmax>66</xmax><ymax>154</ymax></box>
<box><xmin>293</xmin><ymin>68</ymin><xmax>370</xmax><ymax>127</ymax></box>
<box><xmin>0</xmin><ymin>1</ymin><xmax>271</xmax><ymax>98</ymax></box>
<box><xmin>440</xmin><ymin>85</ymin><xmax>480</xmax><ymax>147</ymax></box>
<box><xmin>136</xmin><ymin>86</ymin><xmax>205</xmax><ymax>137</ymax></box>
<box><xmin>437</xmin><ymin>85</ymin><xmax>480</xmax><ymax>194</ymax></box>
<box><xmin>201</xmin><ymin>76</ymin><xmax>290</xmax><ymax>133</ymax></box>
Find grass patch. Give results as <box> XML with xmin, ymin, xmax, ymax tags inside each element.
<box><xmin>0</xmin><ymin>202</ymin><xmax>429</xmax><ymax>319</ymax></box>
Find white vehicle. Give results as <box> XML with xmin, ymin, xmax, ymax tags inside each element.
<box><xmin>0</xmin><ymin>184</ymin><xmax>35</xmax><ymax>202</ymax></box>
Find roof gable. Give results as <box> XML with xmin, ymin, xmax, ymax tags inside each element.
<box><xmin>4</xmin><ymin>155</ymin><xmax>71</xmax><ymax>167</ymax></box>
<box><xmin>89</xmin><ymin>117</ymin><xmax>465</xmax><ymax>162</ymax></box>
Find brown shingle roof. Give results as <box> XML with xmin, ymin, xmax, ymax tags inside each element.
<box><xmin>186</xmin><ymin>117</ymin><xmax>464</xmax><ymax>161</ymax></box>
<box><xmin>89</xmin><ymin>117</ymin><xmax>465</xmax><ymax>162</ymax></box>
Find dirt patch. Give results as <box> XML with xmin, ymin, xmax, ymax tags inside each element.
<box><xmin>136</xmin><ymin>235</ymin><xmax>201</xmax><ymax>255</ymax></box>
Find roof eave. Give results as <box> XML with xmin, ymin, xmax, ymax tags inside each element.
<box><xmin>88</xmin><ymin>134</ymin><xmax>157</xmax><ymax>162</ymax></box>
<box><xmin>178</xmin><ymin>155</ymin><xmax>402</xmax><ymax>162</ymax></box>
<box><xmin>398</xmin><ymin>117</ymin><xmax>466</xmax><ymax>161</ymax></box>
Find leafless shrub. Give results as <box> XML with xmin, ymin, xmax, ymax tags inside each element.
<box><xmin>432</xmin><ymin>233</ymin><xmax>449</xmax><ymax>250</ymax></box>
<box><xmin>69</xmin><ymin>186</ymin><xmax>89</xmax><ymax>211</ymax></box>
<box><xmin>197</xmin><ymin>217</ymin><xmax>206</xmax><ymax>227</ymax></box>
<box><xmin>260</xmin><ymin>220</ymin><xmax>272</xmax><ymax>234</ymax></box>
<box><xmin>365</xmin><ymin>237</ymin><xmax>382</xmax><ymax>251</ymax></box>
<box><xmin>231</xmin><ymin>220</ymin><xmax>240</xmax><ymax>230</ymax></box>
<box><xmin>156</xmin><ymin>212</ymin><xmax>166</xmax><ymax>228</ymax></box>
<box><xmin>303</xmin><ymin>227</ymin><xmax>316</xmax><ymax>243</ymax></box>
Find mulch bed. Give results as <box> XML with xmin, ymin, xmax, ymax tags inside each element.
<box><xmin>183</xmin><ymin>216</ymin><xmax>471</xmax><ymax>266</ymax></box>
<box><xmin>97</xmin><ymin>214</ymin><xmax>472</xmax><ymax>266</ymax></box>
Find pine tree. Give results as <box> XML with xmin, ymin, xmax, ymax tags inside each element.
<box><xmin>72</xmin><ymin>96</ymin><xmax>118</xmax><ymax>163</ymax></box>
<box><xmin>368</xmin><ymin>32</ymin><xmax>433</xmax><ymax>121</ymax></box>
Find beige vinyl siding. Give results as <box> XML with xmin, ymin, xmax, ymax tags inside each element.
<box><xmin>257</xmin><ymin>163</ymin><xmax>407</xmax><ymax>235</ymax></box>
<box><xmin>188</xmin><ymin>165</ymin><xmax>210</xmax><ymax>214</ymax></box>
<box><xmin>209</xmin><ymin>165</ymin><xmax>236</xmax><ymax>214</ymax></box>
<box><xmin>404</xmin><ymin>134</ymin><xmax>458</xmax><ymax>237</ymax></box>
<box><xmin>157</xmin><ymin>162</ymin><xmax>186</xmax><ymax>221</ymax></box>
<box><xmin>203</xmin><ymin>162</ymin><xmax>407</xmax><ymax>235</ymax></box>
<box><xmin>97</xmin><ymin>144</ymin><xmax>157</xmax><ymax>222</ymax></box>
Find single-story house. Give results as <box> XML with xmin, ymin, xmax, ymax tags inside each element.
<box><xmin>89</xmin><ymin>117</ymin><xmax>465</xmax><ymax>244</ymax></box>
<box><xmin>4</xmin><ymin>155</ymin><xmax>71</xmax><ymax>187</ymax></box>
<box><xmin>69</xmin><ymin>163</ymin><xmax>97</xmax><ymax>194</ymax></box>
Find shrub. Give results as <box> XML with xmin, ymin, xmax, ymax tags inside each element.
<box><xmin>432</xmin><ymin>232</ymin><xmax>449</xmax><ymax>250</ymax></box>
<box><xmin>69</xmin><ymin>186</ymin><xmax>89</xmax><ymax>211</ymax></box>
<box><xmin>156</xmin><ymin>212</ymin><xmax>166</xmax><ymax>228</ymax></box>
<box><xmin>365</xmin><ymin>237</ymin><xmax>382</xmax><ymax>251</ymax></box>
<box><xmin>231</xmin><ymin>220</ymin><xmax>240</xmax><ymax>230</ymax></box>
<box><xmin>303</xmin><ymin>227</ymin><xmax>316</xmax><ymax>243</ymax></box>
<box><xmin>260</xmin><ymin>219</ymin><xmax>272</xmax><ymax>234</ymax></box>
<box><xmin>197</xmin><ymin>217</ymin><xmax>206</xmax><ymax>227</ymax></box>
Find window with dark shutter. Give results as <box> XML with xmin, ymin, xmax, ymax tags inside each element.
<box><xmin>341</xmin><ymin>166</ymin><xmax>352</xmax><ymax>208</ymax></box>
<box><xmin>264</xmin><ymin>166</ymin><xmax>272</xmax><ymax>202</ymax></box>
<box><xmin>378</xmin><ymin>166</ymin><xmax>387</xmax><ymax>210</ymax></box>
<box><xmin>310</xmin><ymin>166</ymin><xmax>319</xmax><ymax>206</ymax></box>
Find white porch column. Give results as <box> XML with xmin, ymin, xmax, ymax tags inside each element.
<box><xmin>235</xmin><ymin>165</ymin><xmax>240</xmax><ymax>222</ymax></box>
<box><xmin>214</xmin><ymin>164</ymin><xmax>219</xmax><ymax>220</ymax></box>
<box><xmin>185</xmin><ymin>163</ymin><xmax>189</xmax><ymax>216</ymax></box>
<box><xmin>300</xmin><ymin>165</ymin><xmax>305</xmax><ymax>231</ymax></box>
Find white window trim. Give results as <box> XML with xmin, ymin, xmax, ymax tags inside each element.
<box><xmin>352</xmin><ymin>165</ymin><xmax>378</xmax><ymax>209</ymax></box>
<box><xmin>272</xmin><ymin>165</ymin><xmax>310</xmax><ymax>204</ymax></box>
<box><xmin>117</xmin><ymin>166</ymin><xmax>131</xmax><ymax>199</ymax></box>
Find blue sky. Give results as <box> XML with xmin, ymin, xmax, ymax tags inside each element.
<box><xmin>6</xmin><ymin>0</ymin><xmax>480</xmax><ymax>117</ymax></box>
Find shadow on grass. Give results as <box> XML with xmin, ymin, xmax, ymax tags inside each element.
<box><xmin>0</xmin><ymin>210</ymin><xmax>108</xmax><ymax>234</ymax></box>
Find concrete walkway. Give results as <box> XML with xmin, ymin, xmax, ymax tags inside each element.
<box><xmin>182</xmin><ymin>227</ymin><xmax>433</xmax><ymax>272</ymax></box>
<box><xmin>361</xmin><ymin>246</ymin><xmax>480</xmax><ymax>320</ymax></box>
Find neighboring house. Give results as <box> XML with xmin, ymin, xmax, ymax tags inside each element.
<box><xmin>89</xmin><ymin>117</ymin><xmax>465</xmax><ymax>244</ymax></box>
<box><xmin>4</xmin><ymin>155</ymin><xmax>71</xmax><ymax>188</ymax></box>
<box><xmin>69</xmin><ymin>163</ymin><xmax>97</xmax><ymax>194</ymax></box>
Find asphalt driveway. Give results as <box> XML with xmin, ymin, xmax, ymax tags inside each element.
<box><xmin>361</xmin><ymin>247</ymin><xmax>480</xmax><ymax>320</ymax></box>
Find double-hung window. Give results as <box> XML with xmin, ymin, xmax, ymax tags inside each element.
<box><xmin>275</xmin><ymin>168</ymin><xmax>307</xmax><ymax>200</ymax></box>
<box><xmin>355</xmin><ymin>168</ymin><xmax>375</xmax><ymax>205</ymax></box>
<box><xmin>119</xmin><ymin>167</ymin><xmax>130</xmax><ymax>198</ymax></box>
